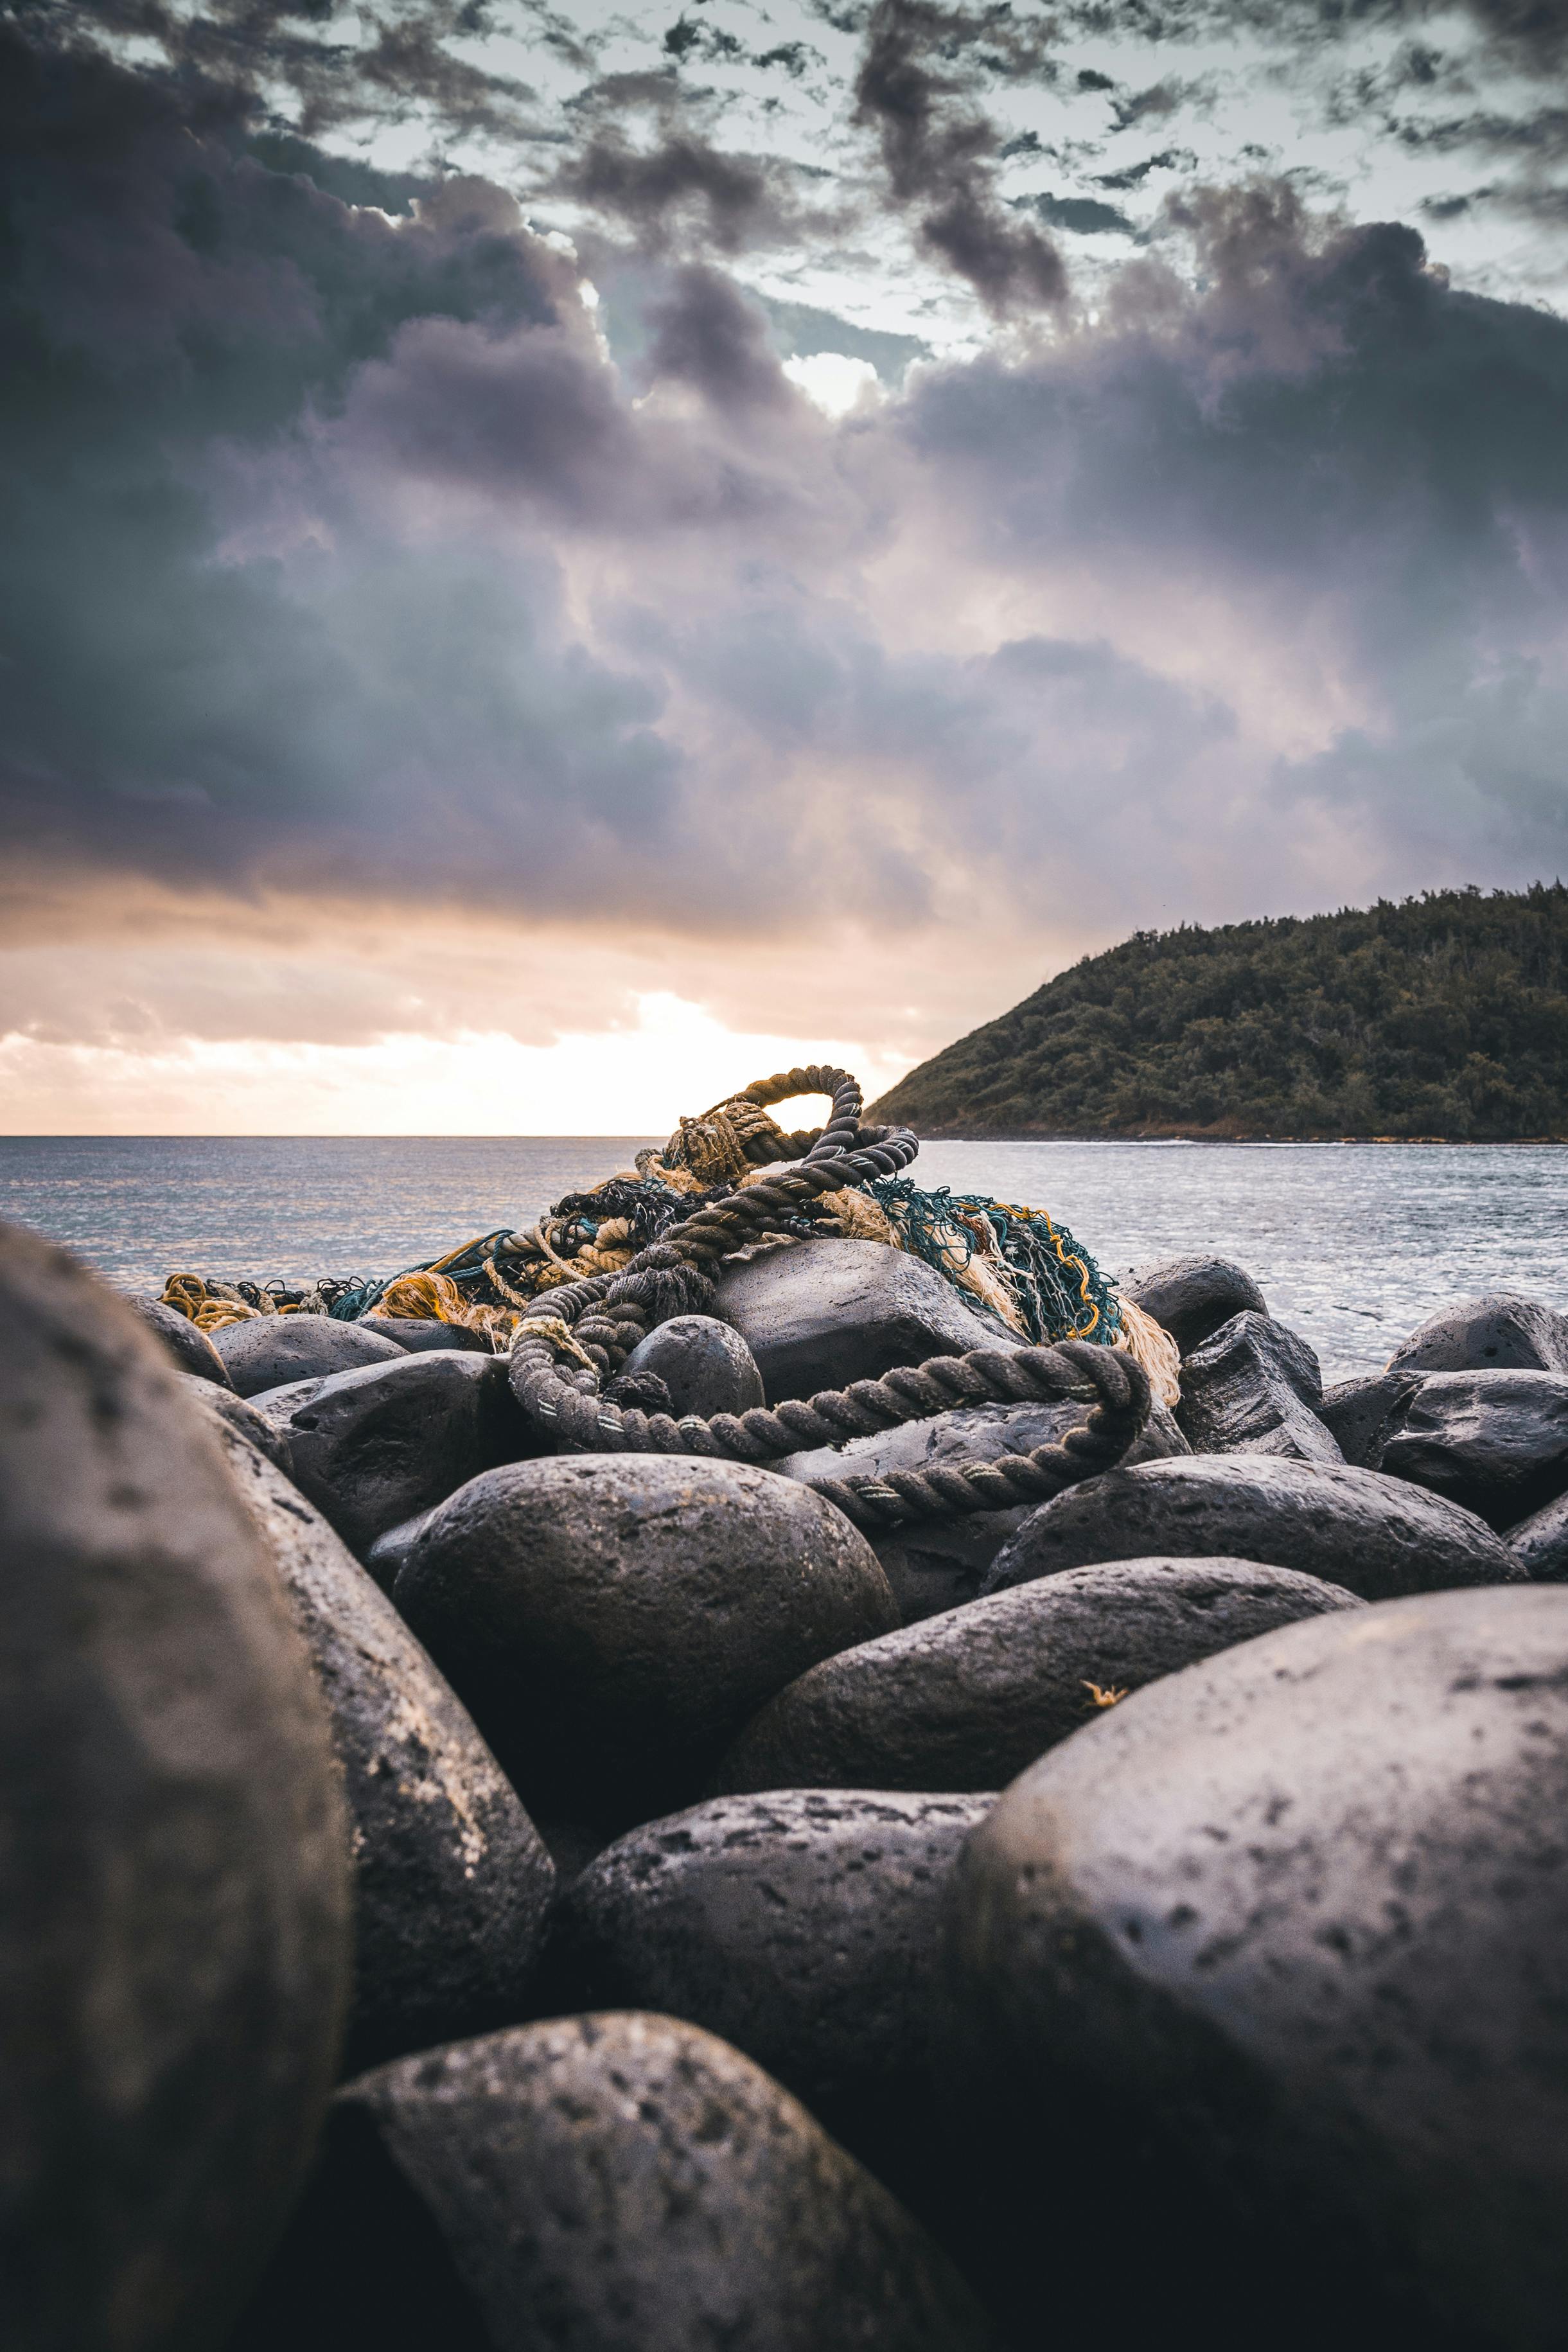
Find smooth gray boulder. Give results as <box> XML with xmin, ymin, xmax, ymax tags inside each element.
<box><xmin>1316</xmin><ymin>1367</ymin><xmax>1425</xmax><ymax>1468</ymax></box>
<box><xmin>780</xmin><ymin>1396</ymin><xmax>1190</xmax><ymax>1623</ymax></box>
<box><xmin>1507</xmin><ymin>1489</ymin><xmax>1568</xmax><ymax>1582</ymax></box>
<box><xmin>213</xmin><ymin>1419</ymin><xmax>555</xmax><ymax>2072</ymax></box>
<box><xmin>981</xmin><ymin>1453</ymin><xmax>1521</xmax><ymax>1602</ymax></box>
<box><xmin>238</xmin><ymin>2014</ymin><xmax>994</xmax><ymax>2352</ymax></box>
<box><xmin>133</xmin><ymin>1292</ymin><xmax>234</xmax><ymax>1384</ymax></box>
<box><xmin>1386</xmin><ymin>1291</ymin><xmax>1568</xmax><ymax>1375</ymax></box>
<box><xmin>619</xmin><ymin>1311</ymin><xmax>765</xmax><ymax>1418</ymax></box>
<box><xmin>1380</xmin><ymin>1369</ymin><xmax>1568</xmax><ymax>1528</ymax></box>
<box><xmin>0</xmin><ymin>1222</ymin><xmax>350</xmax><ymax>2352</ymax></box>
<box><xmin>938</xmin><ymin>1584</ymin><xmax>1568</xmax><ymax>2348</ymax></box>
<box><xmin>1120</xmin><ymin>1254</ymin><xmax>1268</xmax><ymax>1354</ymax></box>
<box><xmin>179</xmin><ymin>1370</ymin><xmax>296</xmax><ymax>1474</ymax></box>
<box><xmin>363</xmin><ymin>1313</ymin><xmax>491</xmax><ymax>1354</ymax></box>
<box><xmin>211</xmin><ymin>1312</ymin><xmax>405</xmax><ymax>1397</ymax></box>
<box><xmin>265</xmin><ymin>1349</ymin><xmax>531</xmax><ymax>1559</ymax></box>
<box><xmin>544</xmin><ymin>1791</ymin><xmax>994</xmax><ymax>2186</ymax></box>
<box><xmin>395</xmin><ymin>1455</ymin><xmax>899</xmax><ymax>1830</ymax></box>
<box><xmin>715</xmin><ymin>1558</ymin><xmax>1361</xmax><ymax>1795</ymax></box>
<box><xmin>1176</xmin><ymin>1309</ymin><xmax>1341</xmax><ymax>1463</ymax></box>
<box><xmin>714</xmin><ymin>1239</ymin><xmax>1017</xmax><ymax>1403</ymax></box>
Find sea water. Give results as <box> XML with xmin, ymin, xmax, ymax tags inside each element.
<box><xmin>1</xmin><ymin>1133</ymin><xmax>1562</xmax><ymax>1381</ymax></box>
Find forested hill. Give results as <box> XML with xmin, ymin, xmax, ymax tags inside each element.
<box><xmin>872</xmin><ymin>887</ymin><xmax>1568</xmax><ymax>1141</ymax></box>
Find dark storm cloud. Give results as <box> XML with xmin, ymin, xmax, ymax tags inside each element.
<box><xmin>852</xmin><ymin>0</ymin><xmax>1070</xmax><ymax>314</ymax></box>
<box><xmin>1020</xmin><ymin>191</ymin><xmax>1140</xmax><ymax>236</ymax></box>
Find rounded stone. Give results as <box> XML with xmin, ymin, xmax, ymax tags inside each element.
<box><xmin>211</xmin><ymin>1313</ymin><xmax>405</xmax><ymax>1397</ymax></box>
<box><xmin>1120</xmin><ymin>1254</ymin><xmax>1268</xmax><ymax>1354</ymax></box>
<box><xmin>0</xmin><ymin>1221</ymin><xmax>351</xmax><ymax>2352</ymax></box>
<box><xmin>394</xmin><ymin>1455</ymin><xmax>900</xmax><ymax>1829</ymax></box>
<box><xmin>982</xmin><ymin>1453</ymin><xmax>1521</xmax><ymax>1602</ymax></box>
<box><xmin>620</xmin><ymin>1312</ymin><xmax>766</xmax><ymax>1418</ymax></box>
<box><xmin>239</xmin><ymin>2013</ymin><xmax>993</xmax><ymax>2352</ymax></box>
<box><xmin>132</xmin><ymin>1293</ymin><xmax>234</xmax><ymax>1384</ymax></box>
<box><xmin>714</xmin><ymin>1237</ymin><xmax>1017</xmax><ymax>1403</ymax></box>
<box><xmin>179</xmin><ymin>1370</ymin><xmax>297</xmax><ymax>1474</ymax></box>
<box><xmin>543</xmin><ymin>1789</ymin><xmax>994</xmax><ymax>2177</ymax></box>
<box><xmin>1379</xmin><ymin>1368</ymin><xmax>1568</xmax><ymax>1528</ymax></box>
<box><xmin>1507</xmin><ymin>1488</ymin><xmax>1568</xmax><ymax>1582</ymax></box>
<box><xmin>714</xmin><ymin>1558</ymin><xmax>1361</xmax><ymax>1795</ymax></box>
<box><xmin>212</xmin><ymin>1415</ymin><xmax>556</xmax><ymax>2072</ymax></box>
<box><xmin>1386</xmin><ymin>1291</ymin><xmax>1568</xmax><ymax>1375</ymax></box>
<box><xmin>939</xmin><ymin>1584</ymin><xmax>1568</xmax><ymax>2348</ymax></box>
<box><xmin>363</xmin><ymin>1314</ymin><xmax>491</xmax><ymax>1354</ymax></box>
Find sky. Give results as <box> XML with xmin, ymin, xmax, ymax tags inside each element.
<box><xmin>2</xmin><ymin>0</ymin><xmax>1566</xmax><ymax>1132</ymax></box>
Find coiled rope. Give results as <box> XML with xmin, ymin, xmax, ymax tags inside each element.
<box><xmin>500</xmin><ymin>1066</ymin><xmax>1152</xmax><ymax>1533</ymax></box>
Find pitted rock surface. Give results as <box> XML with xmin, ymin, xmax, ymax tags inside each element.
<box><xmin>714</xmin><ymin>1557</ymin><xmax>1360</xmax><ymax>1794</ymax></box>
<box><xmin>1120</xmin><ymin>1254</ymin><xmax>1268</xmax><ymax>1354</ymax></box>
<box><xmin>1176</xmin><ymin>1309</ymin><xmax>1340</xmax><ymax>1463</ymax></box>
<box><xmin>981</xmin><ymin>1452</ymin><xmax>1520</xmax><ymax>1602</ymax></box>
<box><xmin>715</xmin><ymin>1238</ymin><xmax>1018</xmax><ymax>1403</ymax></box>
<box><xmin>1380</xmin><ymin>1369</ymin><xmax>1568</xmax><ymax>1527</ymax></box>
<box><xmin>620</xmin><ymin>1312</ymin><xmax>766</xmax><ymax>1419</ymax></box>
<box><xmin>395</xmin><ymin>1455</ymin><xmax>899</xmax><ymax>1829</ymax></box>
<box><xmin>211</xmin><ymin>1312</ymin><xmax>405</xmax><ymax>1397</ymax></box>
<box><xmin>133</xmin><ymin>1293</ymin><xmax>234</xmax><ymax>1384</ymax></box>
<box><xmin>1386</xmin><ymin>1291</ymin><xmax>1568</xmax><ymax>1376</ymax></box>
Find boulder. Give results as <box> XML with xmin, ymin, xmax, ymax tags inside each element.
<box><xmin>938</xmin><ymin>1584</ymin><xmax>1568</xmax><ymax>2348</ymax></box>
<box><xmin>394</xmin><ymin>1455</ymin><xmax>899</xmax><ymax>1830</ymax></box>
<box><xmin>1176</xmin><ymin>1309</ymin><xmax>1341</xmax><ymax>1463</ymax></box>
<box><xmin>1120</xmin><ymin>1254</ymin><xmax>1268</xmax><ymax>1354</ymax></box>
<box><xmin>363</xmin><ymin>1314</ymin><xmax>491</xmax><ymax>1354</ymax></box>
<box><xmin>132</xmin><ymin>1292</ymin><xmax>234</xmax><ymax>1384</ymax></box>
<box><xmin>1386</xmin><ymin>1291</ymin><xmax>1568</xmax><ymax>1375</ymax></box>
<box><xmin>1315</xmin><ymin>1368</ymin><xmax>1424</xmax><ymax>1469</ymax></box>
<box><xmin>1380</xmin><ymin>1370</ymin><xmax>1568</xmax><ymax>1528</ymax></box>
<box><xmin>715</xmin><ymin>1558</ymin><xmax>1360</xmax><ymax>1796</ymax></box>
<box><xmin>0</xmin><ymin>1221</ymin><xmax>350</xmax><ymax>2352</ymax></box>
<box><xmin>619</xmin><ymin>1312</ymin><xmax>766</xmax><ymax>1418</ymax></box>
<box><xmin>211</xmin><ymin>1312</ymin><xmax>405</xmax><ymax>1397</ymax></box>
<box><xmin>267</xmin><ymin>1350</ymin><xmax>532</xmax><ymax>1560</ymax></box>
<box><xmin>363</xmin><ymin>1505</ymin><xmax>438</xmax><ymax>1594</ymax></box>
<box><xmin>981</xmin><ymin>1453</ymin><xmax>1520</xmax><ymax>1602</ymax></box>
<box><xmin>179</xmin><ymin>1370</ymin><xmax>297</xmax><ymax>1474</ymax></box>
<box><xmin>212</xmin><ymin>1418</ymin><xmax>555</xmax><ymax>2072</ymax></box>
<box><xmin>544</xmin><ymin>1790</ymin><xmax>994</xmax><ymax>2189</ymax></box>
<box><xmin>780</xmin><ymin>1396</ymin><xmax>1191</xmax><ymax>1624</ymax></box>
<box><xmin>237</xmin><ymin>2014</ymin><xmax>993</xmax><ymax>2352</ymax></box>
<box><xmin>714</xmin><ymin>1239</ymin><xmax>1017</xmax><ymax>1404</ymax></box>
<box><xmin>1507</xmin><ymin>1489</ymin><xmax>1568</xmax><ymax>1582</ymax></box>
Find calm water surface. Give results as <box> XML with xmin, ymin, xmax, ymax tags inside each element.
<box><xmin>2</xmin><ymin>1134</ymin><xmax>1562</xmax><ymax>1380</ymax></box>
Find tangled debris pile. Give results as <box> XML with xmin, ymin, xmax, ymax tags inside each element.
<box><xmin>5</xmin><ymin>1077</ymin><xmax>1568</xmax><ymax>2352</ymax></box>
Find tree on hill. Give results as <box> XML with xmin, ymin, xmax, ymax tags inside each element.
<box><xmin>870</xmin><ymin>885</ymin><xmax>1568</xmax><ymax>1140</ymax></box>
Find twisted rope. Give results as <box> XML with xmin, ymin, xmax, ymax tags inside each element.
<box><xmin>505</xmin><ymin>1069</ymin><xmax>1151</xmax><ymax>1531</ymax></box>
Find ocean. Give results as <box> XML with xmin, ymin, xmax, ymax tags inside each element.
<box><xmin>2</xmin><ymin>1133</ymin><xmax>1562</xmax><ymax>1382</ymax></box>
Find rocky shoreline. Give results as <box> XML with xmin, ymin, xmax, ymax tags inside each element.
<box><xmin>5</xmin><ymin>1205</ymin><xmax>1568</xmax><ymax>2351</ymax></box>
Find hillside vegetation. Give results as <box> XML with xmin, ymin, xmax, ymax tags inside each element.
<box><xmin>872</xmin><ymin>886</ymin><xmax>1568</xmax><ymax>1140</ymax></box>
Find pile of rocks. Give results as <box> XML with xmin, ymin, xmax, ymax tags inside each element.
<box><xmin>6</xmin><ymin>1217</ymin><xmax>1568</xmax><ymax>2352</ymax></box>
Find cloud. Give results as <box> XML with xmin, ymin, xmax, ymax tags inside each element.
<box><xmin>852</xmin><ymin>0</ymin><xmax>1070</xmax><ymax>314</ymax></box>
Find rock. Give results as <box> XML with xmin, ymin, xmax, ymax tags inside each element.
<box><xmin>1507</xmin><ymin>1489</ymin><xmax>1568</xmax><ymax>1582</ymax></box>
<box><xmin>715</xmin><ymin>1559</ymin><xmax>1360</xmax><ymax>1796</ymax></box>
<box><xmin>619</xmin><ymin>1312</ymin><xmax>765</xmax><ymax>1418</ymax></box>
<box><xmin>1120</xmin><ymin>1253</ymin><xmax>1269</xmax><ymax>1354</ymax></box>
<box><xmin>714</xmin><ymin>1238</ymin><xmax>1017</xmax><ymax>1404</ymax></box>
<box><xmin>238</xmin><ymin>2013</ymin><xmax>992</xmax><ymax>2352</ymax></box>
<box><xmin>780</xmin><ymin>1397</ymin><xmax>1191</xmax><ymax>1623</ymax></box>
<box><xmin>362</xmin><ymin>1314</ymin><xmax>491</xmax><ymax>1354</ymax></box>
<box><xmin>1380</xmin><ymin>1370</ymin><xmax>1568</xmax><ymax>1528</ymax></box>
<box><xmin>938</xmin><ymin>1584</ymin><xmax>1568</xmax><ymax>2348</ymax></box>
<box><xmin>982</xmin><ymin>1453</ymin><xmax>1520</xmax><ymax>1602</ymax></box>
<box><xmin>211</xmin><ymin>1312</ymin><xmax>405</xmax><ymax>1397</ymax></box>
<box><xmin>0</xmin><ymin>1221</ymin><xmax>350</xmax><ymax>2352</ymax></box>
<box><xmin>543</xmin><ymin>1791</ymin><xmax>993</xmax><ymax>2200</ymax></box>
<box><xmin>362</xmin><ymin>1505</ymin><xmax>437</xmax><ymax>1594</ymax></box>
<box><xmin>267</xmin><ymin>1350</ymin><xmax>532</xmax><ymax>1560</ymax></box>
<box><xmin>132</xmin><ymin>1292</ymin><xmax>234</xmax><ymax>1384</ymax></box>
<box><xmin>1176</xmin><ymin>1309</ymin><xmax>1341</xmax><ymax>1463</ymax></box>
<box><xmin>210</xmin><ymin>1418</ymin><xmax>555</xmax><ymax>2071</ymax></box>
<box><xmin>1386</xmin><ymin>1290</ymin><xmax>1568</xmax><ymax>1375</ymax></box>
<box><xmin>1316</xmin><ymin>1367</ymin><xmax>1425</xmax><ymax>1469</ymax></box>
<box><xmin>179</xmin><ymin>1370</ymin><xmax>297</xmax><ymax>1474</ymax></box>
<box><xmin>394</xmin><ymin>1455</ymin><xmax>899</xmax><ymax>1830</ymax></box>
